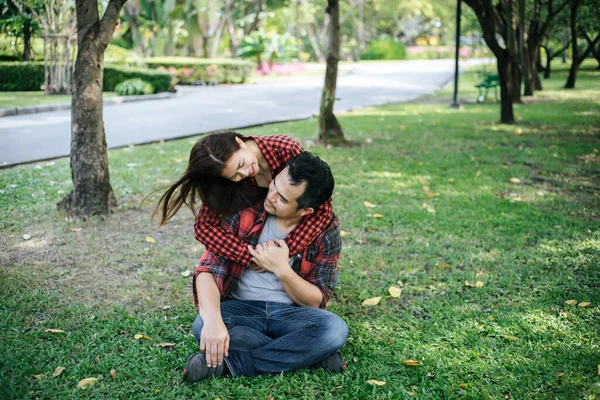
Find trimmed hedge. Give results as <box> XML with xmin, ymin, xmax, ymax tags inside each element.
<box><xmin>361</xmin><ymin>37</ymin><xmax>406</xmax><ymax>60</ymax></box>
<box><xmin>144</xmin><ymin>57</ymin><xmax>254</xmax><ymax>84</ymax></box>
<box><xmin>0</xmin><ymin>62</ymin><xmax>173</xmax><ymax>92</ymax></box>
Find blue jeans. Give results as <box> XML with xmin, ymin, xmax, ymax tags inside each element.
<box><xmin>193</xmin><ymin>300</ymin><xmax>348</xmax><ymax>377</ymax></box>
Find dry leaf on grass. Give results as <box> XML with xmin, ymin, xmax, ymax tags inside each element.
<box><xmin>45</xmin><ymin>329</ymin><xmax>65</xmax><ymax>333</ymax></box>
<box><xmin>366</xmin><ymin>379</ymin><xmax>386</xmax><ymax>386</ymax></box>
<box><xmin>437</xmin><ymin>264</ymin><xmax>453</xmax><ymax>269</ymax></box>
<box><xmin>403</xmin><ymin>360</ymin><xmax>421</xmax><ymax>367</ymax></box>
<box><xmin>68</xmin><ymin>227</ymin><xmax>82</xmax><ymax>232</ymax></box>
<box><xmin>475</xmin><ymin>281</ymin><xmax>485</xmax><ymax>288</ymax></box>
<box><xmin>501</xmin><ymin>334</ymin><xmax>519</xmax><ymax>341</ymax></box>
<box><xmin>340</xmin><ymin>230</ymin><xmax>348</xmax><ymax>237</ymax></box>
<box><xmin>363</xmin><ymin>201</ymin><xmax>377</xmax><ymax>208</ymax></box>
<box><xmin>509</xmin><ymin>178</ymin><xmax>521</xmax><ymax>184</ymax></box>
<box><xmin>77</xmin><ymin>377</ymin><xmax>98</xmax><ymax>389</ymax></box>
<box><xmin>578</xmin><ymin>302</ymin><xmax>591</xmax><ymax>308</ymax></box>
<box><xmin>362</xmin><ymin>297</ymin><xmax>381</xmax><ymax>306</ymax></box>
<box><xmin>372</xmin><ymin>213</ymin><xmax>384</xmax><ymax>218</ymax></box>
<box><xmin>146</xmin><ymin>236</ymin><xmax>157</xmax><ymax>244</ymax></box>
<box><xmin>110</xmin><ymin>369</ymin><xmax>117</xmax><ymax>380</ymax></box>
<box><xmin>476</xmin><ymin>271</ymin><xmax>484</xmax><ymax>278</ymax></box>
<box><xmin>32</xmin><ymin>374</ymin><xmax>43</xmax><ymax>381</ymax></box>
<box><xmin>475</xmin><ymin>171</ymin><xmax>481</xmax><ymax>179</ymax></box>
<box><xmin>134</xmin><ymin>334</ymin><xmax>150</xmax><ymax>340</ymax></box>
<box><xmin>422</xmin><ymin>203</ymin><xmax>436</xmax><ymax>213</ymax></box>
<box><xmin>564</xmin><ymin>300</ymin><xmax>578</xmax><ymax>305</ymax></box>
<box><xmin>389</xmin><ymin>286</ymin><xmax>401</xmax><ymax>298</ymax></box>
<box><xmin>23</xmin><ymin>234</ymin><xmax>32</xmax><ymax>240</ymax></box>
<box><xmin>53</xmin><ymin>367</ymin><xmax>66</xmax><ymax>377</ymax></box>
<box><xmin>156</xmin><ymin>342</ymin><xmax>176</xmax><ymax>349</ymax></box>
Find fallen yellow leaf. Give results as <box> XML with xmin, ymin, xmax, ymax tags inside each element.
<box><xmin>465</xmin><ymin>281</ymin><xmax>475</xmax><ymax>288</ymax></box>
<box><xmin>578</xmin><ymin>302</ymin><xmax>591</xmax><ymax>308</ymax></box>
<box><xmin>475</xmin><ymin>281</ymin><xmax>485</xmax><ymax>288</ymax></box>
<box><xmin>403</xmin><ymin>360</ymin><xmax>421</xmax><ymax>367</ymax></box>
<box><xmin>77</xmin><ymin>377</ymin><xmax>98</xmax><ymax>389</ymax></box>
<box><xmin>366</xmin><ymin>379</ymin><xmax>386</xmax><ymax>386</ymax></box>
<box><xmin>53</xmin><ymin>367</ymin><xmax>66</xmax><ymax>378</ymax></box>
<box><xmin>362</xmin><ymin>297</ymin><xmax>382</xmax><ymax>306</ymax></box>
<box><xmin>564</xmin><ymin>300</ymin><xmax>578</xmax><ymax>305</ymax></box>
<box><xmin>389</xmin><ymin>286</ymin><xmax>402</xmax><ymax>298</ymax></box>
<box><xmin>45</xmin><ymin>329</ymin><xmax>65</xmax><ymax>333</ymax></box>
<box><xmin>422</xmin><ymin>203</ymin><xmax>436</xmax><ymax>213</ymax></box>
<box><xmin>501</xmin><ymin>334</ymin><xmax>519</xmax><ymax>341</ymax></box>
<box><xmin>363</xmin><ymin>201</ymin><xmax>377</xmax><ymax>208</ymax></box>
<box><xmin>32</xmin><ymin>374</ymin><xmax>43</xmax><ymax>381</ymax></box>
<box><xmin>418</xmin><ymin>177</ymin><xmax>426</xmax><ymax>185</ymax></box>
<box><xmin>509</xmin><ymin>178</ymin><xmax>521</xmax><ymax>184</ymax></box>
<box><xmin>134</xmin><ymin>334</ymin><xmax>150</xmax><ymax>340</ymax></box>
<box><xmin>476</xmin><ymin>271</ymin><xmax>484</xmax><ymax>277</ymax></box>
<box><xmin>110</xmin><ymin>369</ymin><xmax>117</xmax><ymax>380</ymax></box>
<box><xmin>458</xmin><ymin>383</ymin><xmax>470</xmax><ymax>387</ymax></box>
<box><xmin>156</xmin><ymin>342</ymin><xmax>176</xmax><ymax>348</ymax></box>
<box><xmin>340</xmin><ymin>230</ymin><xmax>348</xmax><ymax>237</ymax></box>
<box><xmin>372</xmin><ymin>213</ymin><xmax>384</xmax><ymax>218</ymax></box>
<box><xmin>68</xmin><ymin>227</ymin><xmax>82</xmax><ymax>232</ymax></box>
<box><xmin>437</xmin><ymin>264</ymin><xmax>453</xmax><ymax>269</ymax></box>
<box><xmin>475</xmin><ymin>171</ymin><xmax>481</xmax><ymax>179</ymax></box>
<box><xmin>146</xmin><ymin>236</ymin><xmax>157</xmax><ymax>244</ymax></box>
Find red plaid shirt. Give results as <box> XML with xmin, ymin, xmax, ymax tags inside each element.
<box><xmin>194</xmin><ymin>135</ymin><xmax>334</xmax><ymax>267</ymax></box>
<box><xmin>193</xmin><ymin>204</ymin><xmax>341</xmax><ymax>309</ymax></box>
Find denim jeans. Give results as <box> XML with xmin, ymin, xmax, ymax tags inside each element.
<box><xmin>193</xmin><ymin>300</ymin><xmax>348</xmax><ymax>377</ymax></box>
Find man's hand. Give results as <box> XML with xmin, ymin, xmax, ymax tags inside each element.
<box><xmin>200</xmin><ymin>317</ymin><xmax>230</xmax><ymax>368</ymax></box>
<box><xmin>248</xmin><ymin>261</ymin><xmax>267</xmax><ymax>273</ymax></box>
<box><xmin>247</xmin><ymin>240</ymin><xmax>290</xmax><ymax>276</ymax></box>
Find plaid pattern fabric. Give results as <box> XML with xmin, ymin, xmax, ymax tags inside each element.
<box><xmin>194</xmin><ymin>134</ymin><xmax>334</xmax><ymax>267</ymax></box>
<box><xmin>193</xmin><ymin>204</ymin><xmax>341</xmax><ymax>310</ymax></box>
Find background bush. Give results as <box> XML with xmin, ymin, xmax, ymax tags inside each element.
<box><xmin>114</xmin><ymin>78</ymin><xmax>155</xmax><ymax>96</ymax></box>
<box><xmin>0</xmin><ymin>62</ymin><xmax>172</xmax><ymax>92</ymax></box>
<box><xmin>360</xmin><ymin>36</ymin><xmax>406</xmax><ymax>60</ymax></box>
<box><xmin>144</xmin><ymin>57</ymin><xmax>254</xmax><ymax>84</ymax></box>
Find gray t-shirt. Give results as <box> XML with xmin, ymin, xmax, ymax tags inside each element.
<box><xmin>230</xmin><ymin>215</ymin><xmax>294</xmax><ymax>304</ymax></box>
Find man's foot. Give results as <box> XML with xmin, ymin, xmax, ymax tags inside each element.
<box><xmin>183</xmin><ymin>353</ymin><xmax>226</xmax><ymax>382</ymax></box>
<box><xmin>310</xmin><ymin>351</ymin><xmax>346</xmax><ymax>373</ymax></box>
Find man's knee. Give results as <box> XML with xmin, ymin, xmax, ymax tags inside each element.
<box><xmin>321</xmin><ymin>313</ymin><xmax>348</xmax><ymax>351</ymax></box>
<box><xmin>193</xmin><ymin>314</ymin><xmax>204</xmax><ymax>345</ymax></box>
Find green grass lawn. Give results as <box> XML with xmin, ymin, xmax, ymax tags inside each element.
<box><xmin>0</xmin><ymin>91</ymin><xmax>118</xmax><ymax>109</ymax></box>
<box><xmin>1</xmin><ymin>62</ymin><xmax>599</xmax><ymax>399</ymax></box>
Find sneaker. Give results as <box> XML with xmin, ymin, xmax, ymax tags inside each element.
<box><xmin>310</xmin><ymin>351</ymin><xmax>346</xmax><ymax>373</ymax></box>
<box><xmin>183</xmin><ymin>353</ymin><xmax>226</xmax><ymax>382</ymax></box>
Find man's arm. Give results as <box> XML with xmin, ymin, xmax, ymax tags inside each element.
<box><xmin>196</xmin><ymin>272</ymin><xmax>230</xmax><ymax>368</ymax></box>
<box><xmin>248</xmin><ymin>240</ymin><xmax>322</xmax><ymax>308</ymax></box>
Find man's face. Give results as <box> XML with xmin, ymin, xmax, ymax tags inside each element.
<box><xmin>264</xmin><ymin>167</ymin><xmax>313</xmax><ymax>219</ymax></box>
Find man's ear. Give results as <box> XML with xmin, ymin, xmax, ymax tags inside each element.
<box><xmin>298</xmin><ymin>207</ymin><xmax>314</xmax><ymax>217</ymax></box>
<box><xmin>235</xmin><ymin>136</ymin><xmax>244</xmax><ymax>146</ymax></box>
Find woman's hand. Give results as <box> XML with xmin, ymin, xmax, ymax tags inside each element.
<box><xmin>200</xmin><ymin>317</ymin><xmax>230</xmax><ymax>368</ymax></box>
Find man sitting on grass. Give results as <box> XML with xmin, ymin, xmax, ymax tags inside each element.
<box><xmin>184</xmin><ymin>152</ymin><xmax>347</xmax><ymax>380</ymax></box>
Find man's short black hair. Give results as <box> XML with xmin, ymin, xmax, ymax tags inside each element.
<box><xmin>287</xmin><ymin>152</ymin><xmax>334</xmax><ymax>210</ymax></box>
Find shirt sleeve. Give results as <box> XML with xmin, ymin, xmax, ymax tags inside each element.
<box><xmin>302</xmin><ymin>219</ymin><xmax>342</xmax><ymax>309</ymax></box>
<box><xmin>194</xmin><ymin>204</ymin><xmax>253</xmax><ymax>267</ymax></box>
<box><xmin>285</xmin><ymin>198</ymin><xmax>333</xmax><ymax>256</ymax></box>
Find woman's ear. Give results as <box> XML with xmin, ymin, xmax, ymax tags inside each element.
<box><xmin>235</xmin><ymin>136</ymin><xmax>245</xmax><ymax>146</ymax></box>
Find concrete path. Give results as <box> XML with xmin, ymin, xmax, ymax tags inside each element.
<box><xmin>0</xmin><ymin>59</ymin><xmax>491</xmax><ymax>167</ymax></box>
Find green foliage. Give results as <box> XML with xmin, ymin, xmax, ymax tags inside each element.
<box><xmin>144</xmin><ymin>56</ymin><xmax>254</xmax><ymax>84</ymax></box>
<box><xmin>237</xmin><ymin>32</ymin><xmax>298</xmax><ymax>66</ymax></box>
<box><xmin>0</xmin><ymin>62</ymin><xmax>172</xmax><ymax>92</ymax></box>
<box><xmin>361</xmin><ymin>36</ymin><xmax>406</xmax><ymax>60</ymax></box>
<box><xmin>236</xmin><ymin>31</ymin><xmax>267</xmax><ymax>63</ymax></box>
<box><xmin>114</xmin><ymin>78</ymin><xmax>155</xmax><ymax>96</ymax></box>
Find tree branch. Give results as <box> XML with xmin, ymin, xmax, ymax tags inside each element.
<box><xmin>98</xmin><ymin>0</ymin><xmax>127</xmax><ymax>47</ymax></box>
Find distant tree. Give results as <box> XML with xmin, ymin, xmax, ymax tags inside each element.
<box><xmin>565</xmin><ymin>0</ymin><xmax>599</xmax><ymax>88</ymax></box>
<box><xmin>463</xmin><ymin>0</ymin><xmax>520</xmax><ymax>123</ymax></box>
<box><xmin>319</xmin><ymin>0</ymin><xmax>345</xmax><ymax>143</ymax></box>
<box><xmin>57</xmin><ymin>0</ymin><xmax>126</xmax><ymax>215</ymax></box>
<box><xmin>0</xmin><ymin>0</ymin><xmax>42</xmax><ymax>61</ymax></box>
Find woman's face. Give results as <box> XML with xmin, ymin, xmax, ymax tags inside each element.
<box><xmin>220</xmin><ymin>138</ymin><xmax>259</xmax><ymax>182</ymax></box>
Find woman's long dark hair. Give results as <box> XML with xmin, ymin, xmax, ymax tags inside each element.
<box><xmin>152</xmin><ymin>130</ymin><xmax>267</xmax><ymax>225</ymax></box>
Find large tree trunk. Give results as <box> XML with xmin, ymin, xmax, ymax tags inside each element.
<box><xmin>57</xmin><ymin>0</ymin><xmax>124</xmax><ymax>215</ymax></box>
<box><xmin>524</xmin><ymin>43</ymin><xmax>541</xmax><ymax>96</ymax></box>
<box><xmin>318</xmin><ymin>0</ymin><xmax>345</xmax><ymax>144</ymax></box>
<box><xmin>497</xmin><ymin>54</ymin><xmax>515</xmax><ymax>124</ymax></box>
<box><xmin>506</xmin><ymin>0</ymin><xmax>521</xmax><ymax>103</ymax></box>
<box><xmin>21</xmin><ymin>19</ymin><xmax>32</xmax><ymax>61</ymax></box>
<box><xmin>565</xmin><ymin>0</ymin><xmax>581</xmax><ymax>89</ymax></box>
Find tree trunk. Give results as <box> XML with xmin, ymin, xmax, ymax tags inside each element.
<box><xmin>318</xmin><ymin>0</ymin><xmax>345</xmax><ymax>144</ymax></box>
<box><xmin>524</xmin><ymin>43</ymin><xmax>541</xmax><ymax>95</ymax></box>
<box><xmin>21</xmin><ymin>19</ymin><xmax>32</xmax><ymax>61</ymax></box>
<box><xmin>544</xmin><ymin>55</ymin><xmax>552</xmax><ymax>79</ymax></box>
<box><xmin>57</xmin><ymin>0</ymin><xmax>124</xmax><ymax>215</ymax></box>
<box><xmin>357</xmin><ymin>0</ymin><xmax>365</xmax><ymax>58</ymax></box>
<box><xmin>565</xmin><ymin>0</ymin><xmax>580</xmax><ymax>89</ymax></box>
<box><xmin>307</xmin><ymin>22</ymin><xmax>324</xmax><ymax>61</ymax></box>
<box><xmin>497</xmin><ymin>54</ymin><xmax>515</xmax><ymax>124</ymax></box>
<box><xmin>506</xmin><ymin>0</ymin><xmax>521</xmax><ymax>103</ymax></box>
<box><xmin>245</xmin><ymin>0</ymin><xmax>263</xmax><ymax>35</ymax></box>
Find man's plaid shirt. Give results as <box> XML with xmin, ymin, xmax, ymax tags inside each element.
<box><xmin>193</xmin><ymin>203</ymin><xmax>342</xmax><ymax>310</ymax></box>
<box><xmin>194</xmin><ymin>134</ymin><xmax>334</xmax><ymax>268</ymax></box>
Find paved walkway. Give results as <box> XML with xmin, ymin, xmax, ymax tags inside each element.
<box><xmin>0</xmin><ymin>59</ymin><xmax>492</xmax><ymax>167</ymax></box>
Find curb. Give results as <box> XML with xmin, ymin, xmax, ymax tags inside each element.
<box><xmin>0</xmin><ymin>91</ymin><xmax>177</xmax><ymax>118</ymax></box>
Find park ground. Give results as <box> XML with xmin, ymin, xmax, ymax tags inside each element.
<box><xmin>0</xmin><ymin>61</ymin><xmax>599</xmax><ymax>399</ymax></box>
